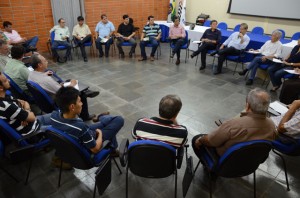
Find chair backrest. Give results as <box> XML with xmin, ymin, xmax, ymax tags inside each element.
<box><xmin>251</xmin><ymin>26</ymin><xmax>264</xmax><ymax>35</ymax></box>
<box><xmin>217</xmin><ymin>22</ymin><xmax>228</xmax><ymax>30</ymax></box>
<box><xmin>0</xmin><ymin>119</ymin><xmax>29</xmax><ymax>147</ymax></box>
<box><xmin>217</xmin><ymin>140</ymin><xmax>272</xmax><ymax>177</ymax></box>
<box><xmin>3</xmin><ymin>73</ymin><xmax>32</xmax><ymax>102</ymax></box>
<box><xmin>127</xmin><ymin>140</ymin><xmax>177</xmax><ymax>178</ymax></box>
<box><xmin>277</xmin><ymin>29</ymin><xmax>286</xmax><ymax>39</ymax></box>
<box><xmin>272</xmin><ymin>137</ymin><xmax>300</xmax><ymax>156</ymax></box>
<box><xmin>26</xmin><ymin>81</ymin><xmax>58</xmax><ymax>114</ymax></box>
<box><xmin>233</xmin><ymin>24</ymin><xmax>241</xmax><ymax>32</ymax></box>
<box><xmin>46</xmin><ymin>127</ymin><xmax>95</xmax><ymax>169</ymax></box>
<box><xmin>203</xmin><ymin>20</ymin><xmax>211</xmax><ymax>27</ymax></box>
<box><xmin>159</xmin><ymin>24</ymin><xmax>169</xmax><ymax>42</ymax></box>
<box><xmin>50</xmin><ymin>31</ymin><xmax>55</xmax><ymax>45</ymax></box>
<box><xmin>291</xmin><ymin>32</ymin><xmax>300</xmax><ymax>40</ymax></box>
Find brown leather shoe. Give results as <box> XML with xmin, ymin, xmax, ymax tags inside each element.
<box><xmin>138</xmin><ymin>57</ymin><xmax>147</xmax><ymax>61</ymax></box>
<box><xmin>175</xmin><ymin>59</ymin><xmax>180</xmax><ymax>65</ymax></box>
<box><xmin>150</xmin><ymin>56</ymin><xmax>155</xmax><ymax>61</ymax></box>
<box><xmin>93</xmin><ymin>111</ymin><xmax>110</xmax><ymax>122</ymax></box>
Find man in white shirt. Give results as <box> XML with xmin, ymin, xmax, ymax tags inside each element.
<box><xmin>212</xmin><ymin>23</ymin><xmax>250</xmax><ymax>75</ymax></box>
<box><xmin>49</xmin><ymin>18</ymin><xmax>71</xmax><ymax>63</ymax></box>
<box><xmin>72</xmin><ymin>16</ymin><xmax>92</xmax><ymax>62</ymax></box>
<box><xmin>239</xmin><ymin>30</ymin><xmax>283</xmax><ymax>85</ymax></box>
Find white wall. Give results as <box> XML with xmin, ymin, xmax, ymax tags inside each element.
<box><xmin>185</xmin><ymin>0</ymin><xmax>300</xmax><ymax>37</ymax></box>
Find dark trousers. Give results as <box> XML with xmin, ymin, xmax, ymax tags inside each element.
<box><xmin>116</xmin><ymin>37</ymin><xmax>137</xmax><ymax>54</ymax></box>
<box><xmin>171</xmin><ymin>38</ymin><xmax>186</xmax><ymax>59</ymax></box>
<box><xmin>51</xmin><ymin>40</ymin><xmax>71</xmax><ymax>59</ymax></box>
<box><xmin>74</xmin><ymin>35</ymin><xmax>92</xmax><ymax>58</ymax></box>
<box><xmin>79</xmin><ymin>93</ymin><xmax>90</xmax><ymax>120</ymax></box>
<box><xmin>192</xmin><ymin>42</ymin><xmax>217</xmax><ymax>66</ymax></box>
<box><xmin>95</xmin><ymin>37</ymin><xmax>113</xmax><ymax>56</ymax></box>
<box><xmin>217</xmin><ymin>46</ymin><xmax>241</xmax><ymax>72</ymax></box>
<box><xmin>140</xmin><ymin>37</ymin><xmax>159</xmax><ymax>58</ymax></box>
<box><xmin>279</xmin><ymin>79</ymin><xmax>300</xmax><ymax>105</ymax></box>
<box><xmin>267</xmin><ymin>63</ymin><xmax>290</xmax><ymax>87</ymax></box>
<box><xmin>192</xmin><ymin>134</ymin><xmax>219</xmax><ymax>162</ymax></box>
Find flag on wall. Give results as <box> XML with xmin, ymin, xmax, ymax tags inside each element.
<box><xmin>177</xmin><ymin>0</ymin><xmax>186</xmax><ymax>25</ymax></box>
<box><xmin>167</xmin><ymin>0</ymin><xmax>176</xmax><ymax>22</ymax></box>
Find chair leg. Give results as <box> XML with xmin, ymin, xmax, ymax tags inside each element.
<box><xmin>126</xmin><ymin>166</ymin><xmax>129</xmax><ymax>198</ymax></box>
<box><xmin>112</xmin><ymin>157</ymin><xmax>122</xmax><ymax>174</ymax></box>
<box><xmin>253</xmin><ymin>171</ymin><xmax>256</xmax><ymax>198</ymax></box>
<box><xmin>209</xmin><ymin>171</ymin><xmax>213</xmax><ymax>198</ymax></box>
<box><xmin>233</xmin><ymin>62</ymin><xmax>239</xmax><ymax>75</ymax></box>
<box><xmin>175</xmin><ymin>169</ymin><xmax>177</xmax><ymax>198</ymax></box>
<box><xmin>169</xmin><ymin>47</ymin><xmax>172</xmax><ymax>63</ymax></box>
<box><xmin>272</xmin><ymin>149</ymin><xmax>290</xmax><ymax>191</ymax></box>
<box><xmin>0</xmin><ymin>166</ymin><xmax>19</xmax><ymax>182</ymax></box>
<box><xmin>93</xmin><ymin>182</ymin><xmax>97</xmax><ymax>198</ymax></box>
<box><xmin>195</xmin><ymin>55</ymin><xmax>199</xmax><ymax>66</ymax></box>
<box><xmin>58</xmin><ymin>160</ymin><xmax>63</xmax><ymax>188</ymax></box>
<box><xmin>185</xmin><ymin>49</ymin><xmax>188</xmax><ymax>63</ymax></box>
<box><xmin>194</xmin><ymin>160</ymin><xmax>201</xmax><ymax>174</ymax></box>
<box><xmin>25</xmin><ymin>157</ymin><xmax>33</xmax><ymax>185</ymax></box>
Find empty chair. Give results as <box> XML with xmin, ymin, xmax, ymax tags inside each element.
<box><xmin>217</xmin><ymin>22</ymin><xmax>228</xmax><ymax>30</ymax></box>
<box><xmin>203</xmin><ymin>20</ymin><xmax>211</xmax><ymax>27</ymax></box>
<box><xmin>251</xmin><ymin>26</ymin><xmax>264</xmax><ymax>35</ymax></box>
<box><xmin>233</xmin><ymin>24</ymin><xmax>241</xmax><ymax>32</ymax></box>
<box><xmin>291</xmin><ymin>32</ymin><xmax>300</xmax><ymax>40</ymax></box>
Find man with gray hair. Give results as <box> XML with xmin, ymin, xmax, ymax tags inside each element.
<box><xmin>238</xmin><ymin>30</ymin><xmax>283</xmax><ymax>85</ymax></box>
<box><xmin>192</xmin><ymin>88</ymin><xmax>276</xmax><ymax>157</ymax></box>
<box><xmin>132</xmin><ymin>94</ymin><xmax>188</xmax><ymax>148</ymax></box>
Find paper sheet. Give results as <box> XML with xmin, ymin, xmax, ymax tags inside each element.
<box><xmin>64</xmin><ymin>80</ymin><xmax>79</xmax><ymax>90</ymax></box>
<box><xmin>284</xmin><ymin>69</ymin><xmax>299</xmax><ymax>75</ymax></box>
<box><xmin>272</xmin><ymin>58</ymin><xmax>283</xmax><ymax>63</ymax></box>
<box><xmin>192</xmin><ymin>40</ymin><xmax>202</xmax><ymax>44</ymax></box>
<box><xmin>269</xmin><ymin>101</ymin><xmax>288</xmax><ymax>115</ymax></box>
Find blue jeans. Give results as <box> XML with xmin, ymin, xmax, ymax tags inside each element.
<box><xmin>140</xmin><ymin>37</ymin><xmax>159</xmax><ymax>58</ymax></box>
<box><xmin>247</xmin><ymin>55</ymin><xmax>272</xmax><ymax>80</ymax></box>
<box><xmin>37</xmin><ymin>113</ymin><xmax>52</xmax><ymax>132</ymax></box>
<box><xmin>267</xmin><ymin>63</ymin><xmax>290</xmax><ymax>87</ymax></box>
<box><xmin>24</xmin><ymin>36</ymin><xmax>39</xmax><ymax>48</ymax></box>
<box><xmin>95</xmin><ymin>37</ymin><xmax>113</xmax><ymax>56</ymax></box>
<box><xmin>89</xmin><ymin>115</ymin><xmax>124</xmax><ymax>149</ymax></box>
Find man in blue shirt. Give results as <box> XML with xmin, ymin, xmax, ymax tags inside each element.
<box><xmin>95</xmin><ymin>14</ymin><xmax>115</xmax><ymax>58</ymax></box>
<box><xmin>212</xmin><ymin>23</ymin><xmax>250</xmax><ymax>75</ymax></box>
<box><xmin>50</xmin><ymin>87</ymin><xmax>124</xmax><ymax>154</ymax></box>
<box><xmin>138</xmin><ymin>16</ymin><xmax>161</xmax><ymax>61</ymax></box>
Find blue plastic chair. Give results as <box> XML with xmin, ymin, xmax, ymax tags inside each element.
<box><xmin>233</xmin><ymin>24</ymin><xmax>241</xmax><ymax>32</ymax></box>
<box><xmin>194</xmin><ymin>140</ymin><xmax>272</xmax><ymax>198</ymax></box>
<box><xmin>272</xmin><ymin>134</ymin><xmax>300</xmax><ymax>191</ymax></box>
<box><xmin>49</xmin><ymin>31</ymin><xmax>72</xmax><ymax>60</ymax></box>
<box><xmin>251</xmin><ymin>27</ymin><xmax>264</xmax><ymax>35</ymax></box>
<box><xmin>3</xmin><ymin>73</ymin><xmax>34</xmax><ymax>103</ymax></box>
<box><xmin>225</xmin><ymin>50</ymin><xmax>247</xmax><ymax>75</ymax></box>
<box><xmin>119</xmin><ymin>139</ymin><xmax>184</xmax><ymax>198</ymax></box>
<box><xmin>169</xmin><ymin>31</ymin><xmax>190</xmax><ymax>63</ymax></box>
<box><xmin>217</xmin><ymin>22</ymin><xmax>228</xmax><ymax>30</ymax></box>
<box><xmin>46</xmin><ymin>126</ymin><xmax>122</xmax><ymax>195</ymax></box>
<box><xmin>203</xmin><ymin>20</ymin><xmax>211</xmax><ymax>27</ymax></box>
<box><xmin>118</xmin><ymin>41</ymin><xmax>136</xmax><ymax>58</ymax></box>
<box><xmin>26</xmin><ymin>80</ymin><xmax>58</xmax><ymax>114</ymax></box>
<box><xmin>291</xmin><ymin>32</ymin><xmax>300</xmax><ymax>40</ymax></box>
<box><xmin>159</xmin><ymin>24</ymin><xmax>169</xmax><ymax>42</ymax></box>
<box><xmin>72</xmin><ymin>37</ymin><xmax>95</xmax><ymax>59</ymax></box>
<box><xmin>145</xmin><ymin>42</ymin><xmax>161</xmax><ymax>59</ymax></box>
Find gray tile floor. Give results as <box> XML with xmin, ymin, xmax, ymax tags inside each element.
<box><xmin>1</xmin><ymin>43</ymin><xmax>300</xmax><ymax>198</ymax></box>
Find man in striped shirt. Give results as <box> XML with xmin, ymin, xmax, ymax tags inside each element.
<box><xmin>132</xmin><ymin>95</ymin><xmax>188</xmax><ymax>148</ymax></box>
<box><xmin>138</xmin><ymin>16</ymin><xmax>161</xmax><ymax>62</ymax></box>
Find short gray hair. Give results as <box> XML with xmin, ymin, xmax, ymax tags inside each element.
<box><xmin>272</xmin><ymin>30</ymin><xmax>282</xmax><ymax>40</ymax></box>
<box><xmin>246</xmin><ymin>88</ymin><xmax>270</xmax><ymax>115</ymax></box>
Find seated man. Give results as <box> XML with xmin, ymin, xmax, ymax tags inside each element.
<box><xmin>272</xmin><ymin>100</ymin><xmax>300</xmax><ymax>139</ymax></box>
<box><xmin>267</xmin><ymin>38</ymin><xmax>300</xmax><ymax>91</ymax></box>
<box><xmin>169</xmin><ymin>16</ymin><xmax>186</xmax><ymax>65</ymax></box>
<box><xmin>0</xmin><ymin>72</ymin><xmax>51</xmax><ymax>136</ymax></box>
<box><xmin>0</xmin><ymin>39</ymin><xmax>10</xmax><ymax>70</ymax></box>
<box><xmin>192</xmin><ymin>88</ymin><xmax>276</xmax><ymax>158</ymax></box>
<box><xmin>138</xmin><ymin>15</ymin><xmax>161</xmax><ymax>61</ymax></box>
<box><xmin>3</xmin><ymin>21</ymin><xmax>38</xmax><ymax>52</ymax></box>
<box><xmin>4</xmin><ymin>45</ymin><xmax>29</xmax><ymax>93</ymax></box>
<box><xmin>190</xmin><ymin>20</ymin><xmax>221</xmax><ymax>70</ymax></box>
<box><xmin>50</xmin><ymin>87</ymin><xmax>124</xmax><ymax>154</ymax></box>
<box><xmin>72</xmin><ymin>16</ymin><xmax>92</xmax><ymax>62</ymax></box>
<box><xmin>279</xmin><ymin>78</ymin><xmax>300</xmax><ymax>105</ymax></box>
<box><xmin>115</xmin><ymin>14</ymin><xmax>136</xmax><ymax>58</ymax></box>
<box><xmin>28</xmin><ymin>54</ymin><xmax>99</xmax><ymax>121</ymax></box>
<box><xmin>132</xmin><ymin>94</ymin><xmax>188</xmax><ymax>148</ymax></box>
<box><xmin>239</xmin><ymin>30</ymin><xmax>282</xmax><ymax>85</ymax></box>
<box><xmin>95</xmin><ymin>14</ymin><xmax>115</xmax><ymax>58</ymax></box>
<box><xmin>49</xmin><ymin>18</ymin><xmax>71</xmax><ymax>63</ymax></box>
<box><xmin>212</xmin><ymin>23</ymin><xmax>250</xmax><ymax>75</ymax></box>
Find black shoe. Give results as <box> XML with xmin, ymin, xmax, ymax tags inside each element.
<box><xmin>120</xmin><ymin>53</ymin><xmax>125</xmax><ymax>58</ymax></box>
<box><xmin>175</xmin><ymin>59</ymin><xmax>180</xmax><ymax>65</ymax></box>
<box><xmin>129</xmin><ymin>52</ymin><xmax>133</xmax><ymax>58</ymax></box>
<box><xmin>191</xmin><ymin>54</ymin><xmax>195</xmax><ymax>59</ymax></box>
<box><xmin>84</xmin><ymin>90</ymin><xmax>100</xmax><ymax>98</ymax></box>
<box><xmin>199</xmin><ymin>65</ymin><xmax>206</xmax><ymax>70</ymax></box>
<box><xmin>57</xmin><ymin>57</ymin><xmax>64</xmax><ymax>63</ymax></box>
<box><xmin>82</xmin><ymin>114</ymin><xmax>96</xmax><ymax>121</ymax></box>
<box><xmin>105</xmin><ymin>53</ymin><xmax>109</xmax><ymax>58</ymax></box>
<box><xmin>84</xmin><ymin>57</ymin><xmax>88</xmax><ymax>62</ymax></box>
<box><xmin>210</xmin><ymin>51</ymin><xmax>218</xmax><ymax>56</ymax></box>
<box><xmin>99</xmin><ymin>53</ymin><xmax>103</xmax><ymax>58</ymax></box>
<box><xmin>213</xmin><ymin>70</ymin><xmax>221</xmax><ymax>75</ymax></box>
<box><xmin>246</xmin><ymin>79</ymin><xmax>253</xmax><ymax>85</ymax></box>
<box><xmin>238</xmin><ymin>69</ymin><xmax>248</xmax><ymax>76</ymax></box>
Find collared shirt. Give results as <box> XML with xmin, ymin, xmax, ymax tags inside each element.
<box><xmin>143</xmin><ymin>23</ymin><xmax>161</xmax><ymax>38</ymax></box>
<box><xmin>223</xmin><ymin>32</ymin><xmax>250</xmax><ymax>50</ymax></box>
<box><xmin>4</xmin><ymin>30</ymin><xmax>22</xmax><ymax>43</ymax></box>
<box><xmin>132</xmin><ymin>117</ymin><xmax>188</xmax><ymax>148</ymax></box>
<box><xmin>72</xmin><ymin>24</ymin><xmax>91</xmax><ymax>38</ymax></box>
<box><xmin>28</xmin><ymin>71</ymin><xmax>61</xmax><ymax>97</ymax></box>
<box><xmin>95</xmin><ymin>21</ymin><xmax>115</xmax><ymax>39</ymax></box>
<box><xmin>259</xmin><ymin>40</ymin><xmax>282</xmax><ymax>57</ymax></box>
<box><xmin>201</xmin><ymin>28</ymin><xmax>222</xmax><ymax>44</ymax></box>
<box><xmin>207</xmin><ymin>112</ymin><xmax>276</xmax><ymax>156</ymax></box>
<box><xmin>49</xmin><ymin>25</ymin><xmax>70</xmax><ymax>41</ymax></box>
<box><xmin>169</xmin><ymin>24</ymin><xmax>186</xmax><ymax>38</ymax></box>
<box><xmin>286</xmin><ymin>45</ymin><xmax>300</xmax><ymax>63</ymax></box>
<box><xmin>4</xmin><ymin>59</ymin><xmax>29</xmax><ymax>91</ymax></box>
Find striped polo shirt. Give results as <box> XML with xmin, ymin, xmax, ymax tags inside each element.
<box><xmin>143</xmin><ymin>23</ymin><xmax>161</xmax><ymax>38</ymax></box>
<box><xmin>132</xmin><ymin>117</ymin><xmax>188</xmax><ymax>148</ymax></box>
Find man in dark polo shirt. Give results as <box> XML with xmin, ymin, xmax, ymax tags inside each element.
<box><xmin>115</xmin><ymin>14</ymin><xmax>136</xmax><ymax>58</ymax></box>
<box><xmin>132</xmin><ymin>94</ymin><xmax>188</xmax><ymax>148</ymax></box>
<box><xmin>190</xmin><ymin>20</ymin><xmax>221</xmax><ymax>70</ymax></box>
